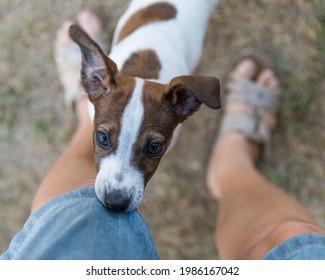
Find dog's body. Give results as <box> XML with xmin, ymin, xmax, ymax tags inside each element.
<box><xmin>70</xmin><ymin>0</ymin><xmax>221</xmax><ymax>212</ymax></box>
<box><xmin>111</xmin><ymin>0</ymin><xmax>216</xmax><ymax>81</ymax></box>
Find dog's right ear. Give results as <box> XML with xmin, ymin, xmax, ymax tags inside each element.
<box><xmin>69</xmin><ymin>24</ymin><xmax>117</xmax><ymax>102</ymax></box>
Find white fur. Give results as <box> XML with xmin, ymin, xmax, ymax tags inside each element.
<box><xmin>95</xmin><ymin>78</ymin><xmax>145</xmax><ymax>211</ymax></box>
<box><xmin>111</xmin><ymin>0</ymin><xmax>218</xmax><ymax>82</ymax></box>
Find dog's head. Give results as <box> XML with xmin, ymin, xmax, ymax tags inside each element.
<box><xmin>70</xmin><ymin>25</ymin><xmax>221</xmax><ymax>212</ymax></box>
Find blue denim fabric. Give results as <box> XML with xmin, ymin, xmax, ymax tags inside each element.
<box><xmin>2</xmin><ymin>186</ymin><xmax>325</xmax><ymax>260</ymax></box>
<box><xmin>262</xmin><ymin>233</ymin><xmax>325</xmax><ymax>260</ymax></box>
<box><xmin>0</xmin><ymin>187</ymin><xmax>159</xmax><ymax>260</ymax></box>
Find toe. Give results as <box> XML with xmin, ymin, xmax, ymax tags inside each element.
<box><xmin>226</xmin><ymin>58</ymin><xmax>258</xmax><ymax>114</ymax></box>
<box><xmin>257</xmin><ymin>69</ymin><xmax>280</xmax><ymax>94</ymax></box>
<box><xmin>77</xmin><ymin>9</ymin><xmax>103</xmax><ymax>37</ymax></box>
<box><xmin>234</xmin><ymin>59</ymin><xmax>257</xmax><ymax>80</ymax></box>
<box><xmin>257</xmin><ymin>69</ymin><xmax>274</xmax><ymax>85</ymax></box>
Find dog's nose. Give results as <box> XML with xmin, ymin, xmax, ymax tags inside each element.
<box><xmin>104</xmin><ymin>190</ymin><xmax>131</xmax><ymax>212</ymax></box>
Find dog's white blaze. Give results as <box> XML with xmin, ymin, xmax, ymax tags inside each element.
<box><xmin>117</xmin><ymin>78</ymin><xmax>144</xmax><ymax>163</ymax></box>
<box><xmin>95</xmin><ymin>78</ymin><xmax>145</xmax><ymax>210</ymax></box>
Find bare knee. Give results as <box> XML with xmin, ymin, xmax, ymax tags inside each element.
<box><xmin>241</xmin><ymin>219</ymin><xmax>325</xmax><ymax>259</ymax></box>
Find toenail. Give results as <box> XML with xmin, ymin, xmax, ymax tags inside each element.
<box><xmin>235</xmin><ymin>59</ymin><xmax>257</xmax><ymax>77</ymax></box>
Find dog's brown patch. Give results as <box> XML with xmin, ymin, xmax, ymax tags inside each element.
<box><xmin>121</xmin><ymin>49</ymin><xmax>162</xmax><ymax>79</ymax></box>
<box><xmin>131</xmin><ymin>80</ymin><xmax>178</xmax><ymax>184</ymax></box>
<box><xmin>117</xmin><ymin>2</ymin><xmax>177</xmax><ymax>43</ymax></box>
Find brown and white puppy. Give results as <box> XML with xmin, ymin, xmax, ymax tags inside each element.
<box><xmin>70</xmin><ymin>0</ymin><xmax>221</xmax><ymax>212</ymax></box>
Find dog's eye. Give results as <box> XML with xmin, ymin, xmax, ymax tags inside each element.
<box><xmin>145</xmin><ymin>141</ymin><xmax>164</xmax><ymax>157</ymax></box>
<box><xmin>95</xmin><ymin>130</ymin><xmax>111</xmax><ymax>149</ymax></box>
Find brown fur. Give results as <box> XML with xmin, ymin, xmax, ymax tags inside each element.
<box><xmin>131</xmin><ymin>80</ymin><xmax>178</xmax><ymax>184</ymax></box>
<box><xmin>92</xmin><ymin>75</ymin><xmax>136</xmax><ymax>169</ymax></box>
<box><xmin>121</xmin><ymin>49</ymin><xmax>162</xmax><ymax>80</ymax></box>
<box><xmin>169</xmin><ymin>76</ymin><xmax>221</xmax><ymax>109</ymax></box>
<box><xmin>117</xmin><ymin>2</ymin><xmax>177</xmax><ymax>43</ymax></box>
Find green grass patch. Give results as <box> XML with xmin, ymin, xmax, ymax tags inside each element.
<box><xmin>292</xmin><ymin>79</ymin><xmax>317</xmax><ymax>117</ymax></box>
<box><xmin>32</xmin><ymin>120</ymin><xmax>49</xmax><ymax>138</ymax></box>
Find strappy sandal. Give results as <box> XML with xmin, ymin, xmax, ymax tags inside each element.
<box><xmin>219</xmin><ymin>49</ymin><xmax>281</xmax><ymax>158</ymax></box>
<box><xmin>54</xmin><ymin>13</ymin><xmax>109</xmax><ymax>109</ymax></box>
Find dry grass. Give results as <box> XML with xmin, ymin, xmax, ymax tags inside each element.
<box><xmin>0</xmin><ymin>0</ymin><xmax>324</xmax><ymax>259</ymax></box>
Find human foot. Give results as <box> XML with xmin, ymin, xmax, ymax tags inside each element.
<box><xmin>54</xmin><ymin>10</ymin><xmax>108</xmax><ymax>121</ymax></box>
<box><xmin>206</xmin><ymin>53</ymin><xmax>281</xmax><ymax>200</ymax></box>
<box><xmin>223</xmin><ymin>58</ymin><xmax>280</xmax><ymax>135</ymax></box>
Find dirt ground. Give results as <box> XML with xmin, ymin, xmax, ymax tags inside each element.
<box><xmin>0</xmin><ymin>0</ymin><xmax>324</xmax><ymax>259</ymax></box>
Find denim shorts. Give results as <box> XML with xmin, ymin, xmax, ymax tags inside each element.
<box><xmin>262</xmin><ymin>233</ymin><xmax>325</xmax><ymax>259</ymax></box>
<box><xmin>0</xmin><ymin>187</ymin><xmax>159</xmax><ymax>260</ymax></box>
<box><xmin>1</xmin><ymin>187</ymin><xmax>325</xmax><ymax>260</ymax></box>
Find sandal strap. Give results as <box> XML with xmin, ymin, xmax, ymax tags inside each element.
<box><xmin>227</xmin><ymin>73</ymin><xmax>278</xmax><ymax>115</ymax></box>
<box><xmin>219</xmin><ymin>114</ymin><xmax>272</xmax><ymax>158</ymax></box>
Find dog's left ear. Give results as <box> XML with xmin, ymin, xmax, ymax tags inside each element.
<box><xmin>69</xmin><ymin>24</ymin><xmax>118</xmax><ymax>102</ymax></box>
<box><xmin>165</xmin><ymin>76</ymin><xmax>221</xmax><ymax>121</ymax></box>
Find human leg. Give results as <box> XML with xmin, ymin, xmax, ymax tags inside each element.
<box><xmin>31</xmin><ymin>11</ymin><xmax>105</xmax><ymax>212</ymax></box>
<box><xmin>206</xmin><ymin>58</ymin><xmax>325</xmax><ymax>259</ymax></box>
